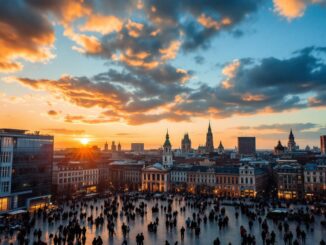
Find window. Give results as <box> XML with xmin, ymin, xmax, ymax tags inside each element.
<box><xmin>0</xmin><ymin>152</ymin><xmax>12</xmax><ymax>163</ymax></box>
<box><xmin>0</xmin><ymin>181</ymin><xmax>10</xmax><ymax>193</ymax></box>
<box><xmin>0</xmin><ymin>166</ymin><xmax>10</xmax><ymax>177</ymax></box>
<box><xmin>0</xmin><ymin>197</ymin><xmax>9</xmax><ymax>212</ymax></box>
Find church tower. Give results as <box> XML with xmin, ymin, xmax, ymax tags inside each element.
<box><xmin>217</xmin><ymin>141</ymin><xmax>224</xmax><ymax>154</ymax></box>
<box><xmin>111</xmin><ymin>141</ymin><xmax>116</xmax><ymax>152</ymax></box>
<box><xmin>181</xmin><ymin>133</ymin><xmax>191</xmax><ymax>153</ymax></box>
<box><xmin>163</xmin><ymin>130</ymin><xmax>173</xmax><ymax>168</ymax></box>
<box><xmin>205</xmin><ymin>122</ymin><xmax>214</xmax><ymax>153</ymax></box>
<box><xmin>287</xmin><ymin>129</ymin><xmax>296</xmax><ymax>152</ymax></box>
<box><xmin>104</xmin><ymin>141</ymin><xmax>108</xmax><ymax>151</ymax></box>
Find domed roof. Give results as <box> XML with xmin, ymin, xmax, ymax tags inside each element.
<box><xmin>275</xmin><ymin>140</ymin><xmax>285</xmax><ymax>150</ymax></box>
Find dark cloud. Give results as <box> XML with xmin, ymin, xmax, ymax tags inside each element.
<box><xmin>173</xmin><ymin>46</ymin><xmax>326</xmax><ymax>118</ymax></box>
<box><xmin>233</xmin><ymin>123</ymin><xmax>326</xmax><ymax>144</ymax></box>
<box><xmin>194</xmin><ymin>55</ymin><xmax>205</xmax><ymax>65</ymax></box>
<box><xmin>0</xmin><ymin>0</ymin><xmax>55</xmax><ymax>72</ymax></box>
<box><xmin>5</xmin><ymin>1</ymin><xmax>325</xmax><ymax>125</ymax></box>
<box><xmin>127</xmin><ymin>113</ymin><xmax>191</xmax><ymax>125</ymax></box>
<box><xmin>15</xmin><ymin>46</ymin><xmax>326</xmax><ymax>125</ymax></box>
<box><xmin>47</xmin><ymin>110</ymin><xmax>59</xmax><ymax>116</ymax></box>
<box><xmin>235</xmin><ymin>123</ymin><xmax>320</xmax><ymax>132</ymax></box>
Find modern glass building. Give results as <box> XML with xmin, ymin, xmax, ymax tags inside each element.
<box><xmin>0</xmin><ymin>129</ymin><xmax>53</xmax><ymax>212</ymax></box>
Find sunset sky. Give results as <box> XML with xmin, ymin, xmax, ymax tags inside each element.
<box><xmin>1</xmin><ymin>0</ymin><xmax>326</xmax><ymax>149</ymax></box>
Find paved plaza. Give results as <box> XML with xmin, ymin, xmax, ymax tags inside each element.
<box><xmin>1</xmin><ymin>194</ymin><xmax>325</xmax><ymax>245</ymax></box>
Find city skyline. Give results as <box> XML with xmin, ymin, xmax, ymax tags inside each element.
<box><xmin>1</xmin><ymin>1</ymin><xmax>326</xmax><ymax>149</ymax></box>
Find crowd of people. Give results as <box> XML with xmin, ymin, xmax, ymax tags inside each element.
<box><xmin>0</xmin><ymin>192</ymin><xmax>325</xmax><ymax>245</ymax></box>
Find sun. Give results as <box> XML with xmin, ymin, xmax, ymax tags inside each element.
<box><xmin>80</xmin><ymin>137</ymin><xmax>90</xmax><ymax>145</ymax></box>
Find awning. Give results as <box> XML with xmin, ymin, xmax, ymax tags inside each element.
<box><xmin>8</xmin><ymin>210</ymin><xmax>27</xmax><ymax>215</ymax></box>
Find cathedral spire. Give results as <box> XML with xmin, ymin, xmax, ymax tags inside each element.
<box><xmin>289</xmin><ymin>128</ymin><xmax>294</xmax><ymax>139</ymax></box>
<box><xmin>164</xmin><ymin>129</ymin><xmax>171</xmax><ymax>147</ymax></box>
<box><xmin>163</xmin><ymin>130</ymin><xmax>173</xmax><ymax>168</ymax></box>
<box><xmin>205</xmin><ymin>121</ymin><xmax>214</xmax><ymax>153</ymax></box>
<box><xmin>288</xmin><ymin>128</ymin><xmax>296</xmax><ymax>152</ymax></box>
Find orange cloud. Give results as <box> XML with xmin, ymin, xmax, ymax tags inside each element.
<box><xmin>64</xmin><ymin>27</ymin><xmax>102</xmax><ymax>54</ymax></box>
<box><xmin>242</xmin><ymin>94</ymin><xmax>266</xmax><ymax>102</ymax></box>
<box><xmin>118</xmin><ymin>53</ymin><xmax>159</xmax><ymax>69</ymax></box>
<box><xmin>126</xmin><ymin>20</ymin><xmax>144</xmax><ymax>38</ymax></box>
<box><xmin>15</xmin><ymin>76</ymin><xmax>125</xmax><ymax>110</ymax></box>
<box><xmin>160</xmin><ymin>40</ymin><xmax>181</xmax><ymax>61</ymax></box>
<box><xmin>221</xmin><ymin>60</ymin><xmax>240</xmax><ymax>89</ymax></box>
<box><xmin>176</xmin><ymin>69</ymin><xmax>191</xmax><ymax>83</ymax></box>
<box><xmin>65</xmin><ymin>114</ymin><xmax>120</xmax><ymax>124</ymax></box>
<box><xmin>56</xmin><ymin>0</ymin><xmax>92</xmax><ymax>25</ymax></box>
<box><xmin>198</xmin><ymin>14</ymin><xmax>232</xmax><ymax>29</ymax></box>
<box><xmin>44</xmin><ymin>128</ymin><xmax>85</xmax><ymax>135</ymax></box>
<box><xmin>80</xmin><ymin>14</ymin><xmax>123</xmax><ymax>34</ymax></box>
<box><xmin>222</xmin><ymin>60</ymin><xmax>240</xmax><ymax>78</ymax></box>
<box><xmin>273</xmin><ymin>0</ymin><xmax>323</xmax><ymax>19</ymax></box>
<box><xmin>48</xmin><ymin>110</ymin><xmax>59</xmax><ymax>116</ymax></box>
<box><xmin>0</xmin><ymin>20</ymin><xmax>55</xmax><ymax>73</ymax></box>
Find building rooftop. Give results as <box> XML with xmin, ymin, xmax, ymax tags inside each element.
<box><xmin>0</xmin><ymin>128</ymin><xmax>53</xmax><ymax>138</ymax></box>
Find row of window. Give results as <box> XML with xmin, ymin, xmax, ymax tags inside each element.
<box><xmin>240</xmin><ymin>177</ymin><xmax>254</xmax><ymax>185</ymax></box>
<box><xmin>0</xmin><ymin>181</ymin><xmax>10</xmax><ymax>193</ymax></box>
<box><xmin>143</xmin><ymin>173</ymin><xmax>166</xmax><ymax>181</ymax></box>
<box><xmin>58</xmin><ymin>170</ymin><xmax>98</xmax><ymax>177</ymax></box>
<box><xmin>305</xmin><ymin>176</ymin><xmax>324</xmax><ymax>183</ymax></box>
<box><xmin>189</xmin><ymin>177</ymin><xmax>215</xmax><ymax>184</ymax></box>
<box><xmin>0</xmin><ymin>166</ymin><xmax>11</xmax><ymax>177</ymax></box>
<box><xmin>217</xmin><ymin>176</ymin><xmax>239</xmax><ymax>184</ymax></box>
<box><xmin>59</xmin><ymin>172</ymin><xmax>83</xmax><ymax>177</ymax></box>
<box><xmin>171</xmin><ymin>177</ymin><xmax>187</xmax><ymax>182</ymax></box>
<box><xmin>16</xmin><ymin>138</ymin><xmax>52</xmax><ymax>148</ymax></box>
<box><xmin>240</xmin><ymin>170</ymin><xmax>254</xmax><ymax>175</ymax></box>
<box><xmin>59</xmin><ymin>176</ymin><xmax>98</xmax><ymax>184</ymax></box>
<box><xmin>1</xmin><ymin>137</ymin><xmax>13</xmax><ymax>148</ymax></box>
<box><xmin>171</xmin><ymin>172</ymin><xmax>186</xmax><ymax>176</ymax></box>
<box><xmin>305</xmin><ymin>171</ymin><xmax>326</xmax><ymax>175</ymax></box>
<box><xmin>0</xmin><ymin>152</ymin><xmax>12</xmax><ymax>163</ymax></box>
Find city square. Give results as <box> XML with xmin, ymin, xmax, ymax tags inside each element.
<box><xmin>1</xmin><ymin>193</ymin><xmax>326</xmax><ymax>244</ymax></box>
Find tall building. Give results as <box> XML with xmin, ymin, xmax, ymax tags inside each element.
<box><xmin>131</xmin><ymin>143</ymin><xmax>144</xmax><ymax>153</ymax></box>
<box><xmin>287</xmin><ymin>129</ymin><xmax>297</xmax><ymax>152</ymax></box>
<box><xmin>238</xmin><ymin>137</ymin><xmax>256</xmax><ymax>155</ymax></box>
<box><xmin>0</xmin><ymin>129</ymin><xmax>53</xmax><ymax>212</ymax></box>
<box><xmin>53</xmin><ymin>162</ymin><xmax>99</xmax><ymax>199</ymax></box>
<box><xmin>181</xmin><ymin>133</ymin><xmax>191</xmax><ymax>153</ymax></box>
<box><xmin>321</xmin><ymin>135</ymin><xmax>326</xmax><ymax>155</ymax></box>
<box><xmin>118</xmin><ymin>142</ymin><xmax>121</xmax><ymax>152</ymax></box>
<box><xmin>205</xmin><ymin>122</ymin><xmax>214</xmax><ymax>153</ymax></box>
<box><xmin>162</xmin><ymin>131</ymin><xmax>173</xmax><ymax>168</ymax></box>
<box><xmin>111</xmin><ymin>141</ymin><xmax>116</xmax><ymax>152</ymax></box>
<box><xmin>104</xmin><ymin>141</ymin><xmax>108</xmax><ymax>151</ymax></box>
<box><xmin>274</xmin><ymin>162</ymin><xmax>304</xmax><ymax>200</ymax></box>
<box><xmin>304</xmin><ymin>163</ymin><xmax>326</xmax><ymax>199</ymax></box>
